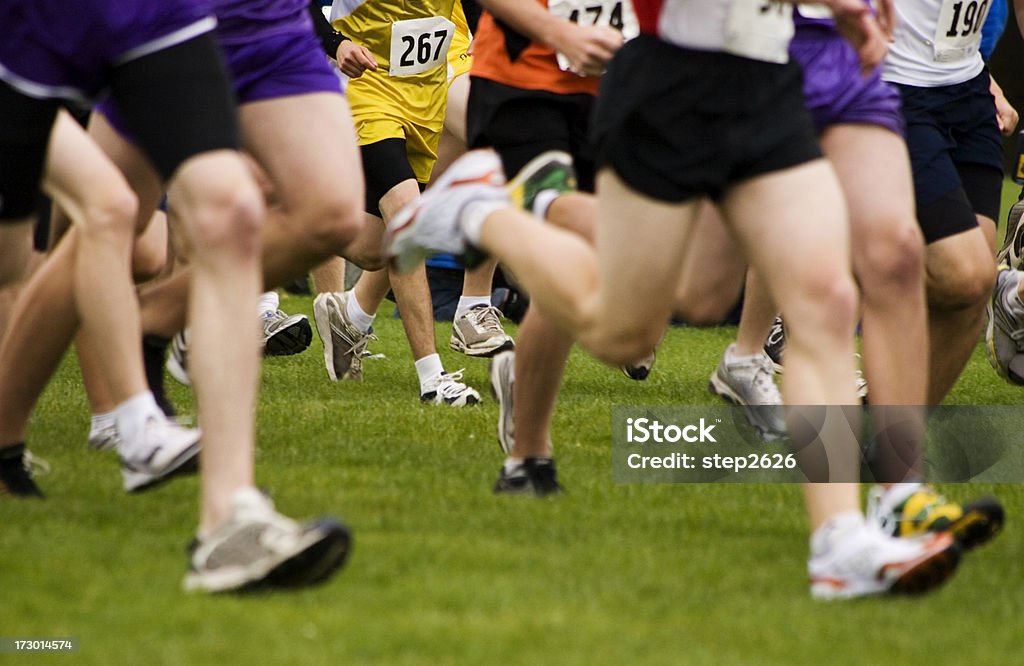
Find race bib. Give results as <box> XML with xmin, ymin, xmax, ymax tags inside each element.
<box><xmin>389</xmin><ymin>16</ymin><xmax>456</xmax><ymax>77</ymax></box>
<box><xmin>795</xmin><ymin>3</ymin><xmax>833</xmax><ymax>19</ymax></box>
<box><xmin>932</xmin><ymin>0</ymin><xmax>988</xmax><ymax>62</ymax></box>
<box><xmin>548</xmin><ymin>0</ymin><xmax>640</xmax><ymax>72</ymax></box>
<box><xmin>724</xmin><ymin>0</ymin><xmax>794</xmax><ymax>64</ymax></box>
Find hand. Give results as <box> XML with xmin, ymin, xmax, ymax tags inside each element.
<box><xmin>550</xmin><ymin>21</ymin><xmax>623</xmax><ymax>76</ymax></box>
<box><xmin>830</xmin><ymin>0</ymin><xmax>890</xmax><ymax>75</ymax></box>
<box><xmin>991</xmin><ymin>76</ymin><xmax>1020</xmax><ymax>137</ymax></box>
<box><xmin>335</xmin><ymin>41</ymin><xmax>378</xmax><ymax>78</ymax></box>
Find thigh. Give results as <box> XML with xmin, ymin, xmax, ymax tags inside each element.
<box><xmin>239</xmin><ymin>92</ymin><xmax>363</xmax><ymax>215</ymax></box>
<box><xmin>593</xmin><ymin>169</ymin><xmax>698</xmax><ymax>336</ymax></box>
<box><xmin>820</xmin><ymin>124</ymin><xmax>920</xmax><ymax>263</ymax></box>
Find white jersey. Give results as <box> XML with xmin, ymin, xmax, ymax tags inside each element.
<box><xmin>641</xmin><ymin>0</ymin><xmax>795</xmax><ymax>64</ymax></box>
<box><xmin>882</xmin><ymin>0</ymin><xmax>986</xmax><ymax>86</ymax></box>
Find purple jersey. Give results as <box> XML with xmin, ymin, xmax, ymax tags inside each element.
<box><xmin>213</xmin><ymin>0</ymin><xmax>313</xmax><ymax>44</ymax></box>
<box><xmin>792</xmin><ymin>4</ymin><xmax>839</xmax><ymax>31</ymax></box>
<box><xmin>0</xmin><ymin>0</ymin><xmax>214</xmax><ymax>102</ymax></box>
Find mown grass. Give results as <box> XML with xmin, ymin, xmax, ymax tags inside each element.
<box><xmin>1</xmin><ymin>184</ymin><xmax>1022</xmax><ymax>665</ymax></box>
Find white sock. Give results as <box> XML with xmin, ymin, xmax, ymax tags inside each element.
<box><xmin>503</xmin><ymin>457</ymin><xmax>524</xmax><ymax>473</ymax></box>
<box><xmin>533</xmin><ymin>189</ymin><xmax>561</xmax><ymax>220</ymax></box>
<box><xmin>461</xmin><ymin>200</ymin><xmax>507</xmax><ymax>246</ymax></box>
<box><xmin>113</xmin><ymin>392</ymin><xmax>161</xmax><ymax>452</ymax></box>
<box><xmin>258</xmin><ymin>291</ymin><xmax>279</xmax><ymax>317</ymax></box>
<box><xmin>455</xmin><ymin>296</ymin><xmax>490</xmax><ymax>318</ymax></box>
<box><xmin>89</xmin><ymin>410</ymin><xmax>116</xmax><ymax>438</ymax></box>
<box><xmin>345</xmin><ymin>290</ymin><xmax>376</xmax><ymax>333</ymax></box>
<box><xmin>415</xmin><ymin>353</ymin><xmax>445</xmax><ymax>391</ymax></box>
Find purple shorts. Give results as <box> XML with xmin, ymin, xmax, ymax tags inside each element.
<box><xmin>100</xmin><ymin>27</ymin><xmax>341</xmax><ymax>135</ymax></box>
<box><xmin>0</xmin><ymin>0</ymin><xmax>213</xmax><ymax>104</ymax></box>
<box><xmin>790</xmin><ymin>29</ymin><xmax>904</xmax><ymax>137</ymax></box>
<box><xmin>224</xmin><ymin>29</ymin><xmax>342</xmax><ymax>105</ymax></box>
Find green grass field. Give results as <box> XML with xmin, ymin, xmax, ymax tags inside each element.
<box><xmin>3</xmin><ymin>305</ymin><xmax>1022</xmax><ymax>665</ymax></box>
<box><xmin>3</xmin><ymin>187</ymin><xmax>1023</xmax><ymax>664</ymax></box>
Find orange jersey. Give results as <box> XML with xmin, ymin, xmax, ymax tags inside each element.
<box><xmin>471</xmin><ymin>2</ymin><xmax>600</xmax><ymax>96</ymax></box>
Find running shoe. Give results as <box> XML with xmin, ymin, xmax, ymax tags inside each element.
<box><xmin>183</xmin><ymin>487</ymin><xmax>351</xmax><ymax>593</ymax></box>
<box><xmin>313</xmin><ymin>291</ymin><xmax>375</xmax><ymax>381</ymax></box>
<box><xmin>985</xmin><ymin>266</ymin><xmax>1024</xmax><ymax>384</ymax></box>
<box><xmin>119</xmin><ymin>414</ymin><xmax>201</xmax><ymax>492</ymax></box>
<box><xmin>420</xmin><ymin>370</ymin><xmax>481</xmax><ymax>407</ymax></box>
<box><xmin>507</xmin><ymin>150</ymin><xmax>576</xmax><ymax>214</ymax></box>
<box><xmin>489</xmin><ymin>350</ymin><xmax>516</xmax><ymax>455</ymax></box>
<box><xmin>262</xmin><ymin>309</ymin><xmax>312</xmax><ymax>357</ymax></box>
<box><xmin>708</xmin><ymin>344</ymin><xmax>787</xmax><ymax>441</ymax></box>
<box><xmin>450</xmin><ymin>304</ymin><xmax>515</xmax><ymax>357</ymax></box>
<box><xmin>0</xmin><ymin>444</ymin><xmax>45</xmax><ymax>498</ymax></box>
<box><xmin>493</xmin><ymin>457</ymin><xmax>562</xmax><ymax>496</ymax></box>
<box><xmin>867</xmin><ymin>484</ymin><xmax>1005</xmax><ymax>551</ymax></box>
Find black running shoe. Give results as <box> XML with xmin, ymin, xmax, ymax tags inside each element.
<box><xmin>0</xmin><ymin>444</ymin><xmax>45</xmax><ymax>498</ymax></box>
<box><xmin>493</xmin><ymin>457</ymin><xmax>562</xmax><ymax>496</ymax></box>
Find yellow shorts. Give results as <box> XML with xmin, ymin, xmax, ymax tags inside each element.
<box><xmin>347</xmin><ymin>69</ymin><xmax>446</xmax><ymax>184</ymax></box>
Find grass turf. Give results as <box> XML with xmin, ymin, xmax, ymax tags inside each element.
<box><xmin>2</xmin><ymin>303</ymin><xmax>1021</xmax><ymax>665</ymax></box>
<box><xmin>2</xmin><ymin>184</ymin><xmax>1023</xmax><ymax>664</ymax></box>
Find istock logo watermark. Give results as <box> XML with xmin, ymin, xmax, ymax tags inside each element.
<box><xmin>612</xmin><ymin>405</ymin><xmax>1024</xmax><ymax>484</ymax></box>
<box><xmin>625</xmin><ymin>417</ymin><xmax>718</xmax><ymax>443</ymax></box>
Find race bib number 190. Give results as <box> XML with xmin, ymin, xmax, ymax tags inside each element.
<box><xmin>932</xmin><ymin>0</ymin><xmax>988</xmax><ymax>62</ymax></box>
<box><xmin>389</xmin><ymin>16</ymin><xmax>456</xmax><ymax>77</ymax></box>
<box><xmin>548</xmin><ymin>0</ymin><xmax>640</xmax><ymax>72</ymax></box>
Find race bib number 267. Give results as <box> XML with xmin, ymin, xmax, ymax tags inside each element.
<box><xmin>389</xmin><ymin>16</ymin><xmax>456</xmax><ymax>77</ymax></box>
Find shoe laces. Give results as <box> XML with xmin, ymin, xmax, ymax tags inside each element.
<box><xmin>431</xmin><ymin>370</ymin><xmax>472</xmax><ymax>399</ymax></box>
<box><xmin>466</xmin><ymin>305</ymin><xmax>504</xmax><ymax>333</ymax></box>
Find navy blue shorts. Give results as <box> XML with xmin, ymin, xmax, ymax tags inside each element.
<box><xmin>895</xmin><ymin>70</ymin><xmax>1003</xmax><ymax>243</ymax></box>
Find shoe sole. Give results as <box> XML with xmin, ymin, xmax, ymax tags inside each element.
<box><xmin>886</xmin><ymin>536</ymin><xmax>962</xmax><ymax>596</ymax></box>
<box><xmin>949</xmin><ymin>497</ymin><xmax>1005</xmax><ymax>551</ymax></box>
<box><xmin>707</xmin><ymin>375</ymin><xmax>786</xmax><ymax>442</ymax></box>
<box><xmin>264</xmin><ymin>519</ymin><xmax>352</xmax><ymax>588</ymax></box>
<box><xmin>264</xmin><ymin>317</ymin><xmax>313</xmax><ymax>357</ymax></box>
<box><xmin>124</xmin><ymin>439</ymin><xmax>201</xmax><ymax>493</ymax></box>
<box><xmin>450</xmin><ymin>335</ymin><xmax>515</xmax><ymax>358</ymax></box>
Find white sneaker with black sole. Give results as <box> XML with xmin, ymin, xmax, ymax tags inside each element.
<box><xmin>420</xmin><ymin>370</ymin><xmax>481</xmax><ymax>407</ymax></box>
<box><xmin>183</xmin><ymin>487</ymin><xmax>351</xmax><ymax>593</ymax></box>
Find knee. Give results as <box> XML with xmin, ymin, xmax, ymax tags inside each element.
<box><xmin>181</xmin><ymin>172</ymin><xmax>264</xmax><ymax>263</ymax></box>
<box><xmin>788</xmin><ymin>268</ymin><xmax>860</xmax><ymax>338</ymax></box>
<box><xmin>80</xmin><ymin>186</ymin><xmax>139</xmax><ymax>242</ymax></box>
<box><xmin>299</xmin><ymin>196</ymin><xmax>365</xmax><ymax>257</ymax></box>
<box><xmin>858</xmin><ymin>222</ymin><xmax>925</xmax><ymax>293</ymax></box>
<box><xmin>131</xmin><ymin>237</ymin><xmax>167</xmax><ymax>282</ymax></box>
<box><xmin>927</xmin><ymin>253</ymin><xmax>995</xmax><ymax>310</ymax></box>
<box><xmin>591</xmin><ymin>321</ymin><xmax>664</xmax><ymax>366</ymax></box>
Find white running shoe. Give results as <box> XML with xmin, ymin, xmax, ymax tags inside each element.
<box><xmin>420</xmin><ymin>370</ymin><xmax>481</xmax><ymax>407</ymax></box>
<box><xmin>119</xmin><ymin>414</ymin><xmax>201</xmax><ymax>492</ymax></box>
<box><xmin>183</xmin><ymin>487</ymin><xmax>351</xmax><ymax>593</ymax></box>
<box><xmin>87</xmin><ymin>423</ymin><xmax>120</xmax><ymax>452</ymax></box>
<box><xmin>808</xmin><ymin>514</ymin><xmax>960</xmax><ymax>600</ymax></box>
<box><xmin>708</xmin><ymin>344</ymin><xmax>787</xmax><ymax>441</ymax></box>
<box><xmin>313</xmin><ymin>291</ymin><xmax>375</xmax><ymax>381</ymax></box>
<box><xmin>450</xmin><ymin>305</ymin><xmax>515</xmax><ymax>358</ymax></box>
<box><xmin>489</xmin><ymin>350</ymin><xmax>516</xmax><ymax>454</ymax></box>
<box><xmin>387</xmin><ymin>149</ymin><xmax>508</xmax><ymax>274</ymax></box>
<box><xmin>166</xmin><ymin>330</ymin><xmax>191</xmax><ymax>386</ymax></box>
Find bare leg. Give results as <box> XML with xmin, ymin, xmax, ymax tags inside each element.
<box><xmin>924</xmin><ymin>221</ymin><xmax>996</xmax><ymax>403</ymax></box>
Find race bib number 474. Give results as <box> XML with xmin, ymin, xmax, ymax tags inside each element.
<box><xmin>389</xmin><ymin>16</ymin><xmax>456</xmax><ymax>77</ymax></box>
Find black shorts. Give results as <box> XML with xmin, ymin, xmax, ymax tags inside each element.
<box><xmin>467</xmin><ymin>77</ymin><xmax>596</xmax><ymax>193</ymax></box>
<box><xmin>895</xmin><ymin>70</ymin><xmax>1003</xmax><ymax>244</ymax></box>
<box><xmin>0</xmin><ymin>82</ymin><xmax>59</xmax><ymax>221</ymax></box>
<box><xmin>592</xmin><ymin>35</ymin><xmax>823</xmax><ymax>203</ymax></box>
